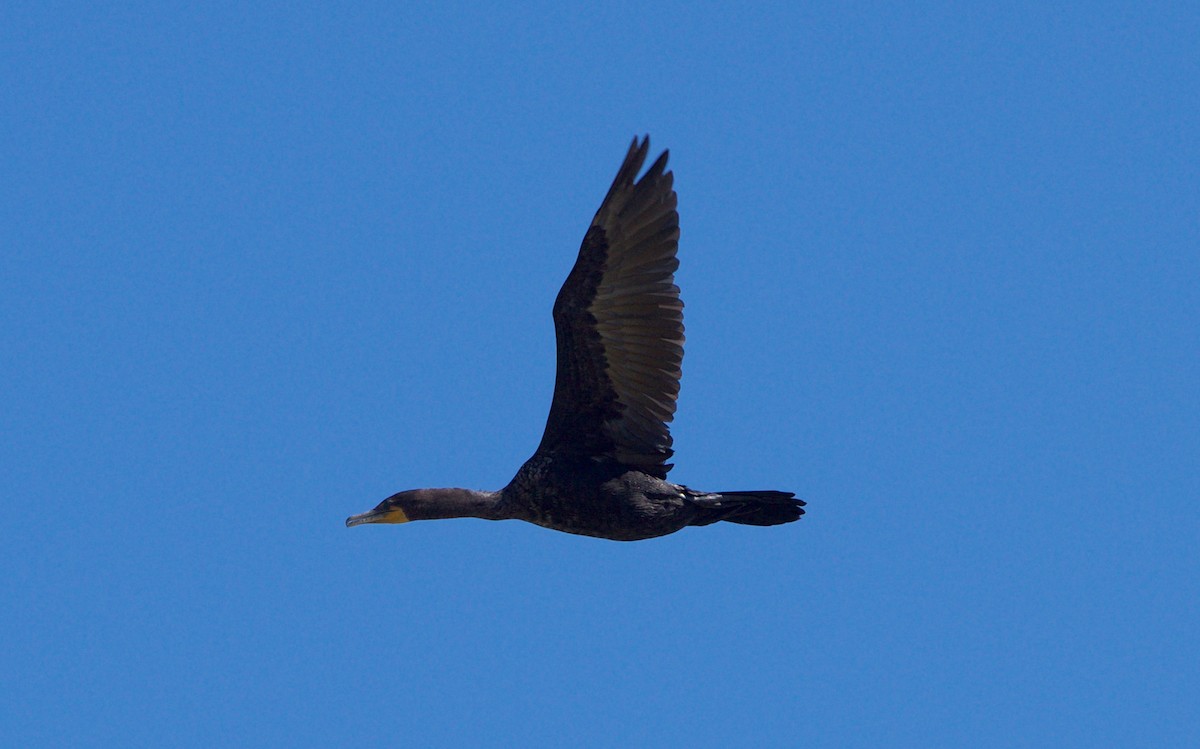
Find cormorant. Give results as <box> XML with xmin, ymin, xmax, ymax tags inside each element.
<box><xmin>346</xmin><ymin>136</ymin><xmax>804</xmax><ymax>541</ymax></box>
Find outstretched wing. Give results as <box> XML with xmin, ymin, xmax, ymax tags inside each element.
<box><xmin>536</xmin><ymin>136</ymin><xmax>683</xmax><ymax>478</ymax></box>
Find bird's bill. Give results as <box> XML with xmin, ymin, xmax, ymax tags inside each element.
<box><xmin>345</xmin><ymin>505</ymin><xmax>409</xmax><ymax>527</ymax></box>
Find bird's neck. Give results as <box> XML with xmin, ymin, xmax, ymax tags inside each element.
<box><xmin>410</xmin><ymin>487</ymin><xmax>504</xmax><ymax>521</ymax></box>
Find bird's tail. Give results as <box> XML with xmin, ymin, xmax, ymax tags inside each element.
<box><xmin>691</xmin><ymin>490</ymin><xmax>805</xmax><ymax>526</ymax></box>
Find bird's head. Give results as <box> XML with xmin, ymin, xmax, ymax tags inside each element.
<box><xmin>346</xmin><ymin>487</ymin><xmax>498</xmax><ymax>526</ymax></box>
<box><xmin>345</xmin><ymin>490</ymin><xmax>418</xmax><ymax>526</ymax></box>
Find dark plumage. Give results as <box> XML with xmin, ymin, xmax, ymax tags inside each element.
<box><xmin>346</xmin><ymin>137</ymin><xmax>804</xmax><ymax>541</ymax></box>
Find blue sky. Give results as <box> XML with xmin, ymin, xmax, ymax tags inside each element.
<box><xmin>2</xmin><ymin>2</ymin><xmax>1197</xmax><ymax>746</ymax></box>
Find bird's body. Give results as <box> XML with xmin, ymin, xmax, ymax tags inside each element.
<box><xmin>503</xmin><ymin>454</ymin><xmax>689</xmax><ymax>541</ymax></box>
<box><xmin>347</xmin><ymin>137</ymin><xmax>803</xmax><ymax>541</ymax></box>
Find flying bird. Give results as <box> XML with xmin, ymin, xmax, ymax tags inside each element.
<box><xmin>347</xmin><ymin>136</ymin><xmax>803</xmax><ymax>541</ymax></box>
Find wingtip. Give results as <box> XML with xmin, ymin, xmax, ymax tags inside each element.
<box><xmin>621</xmin><ymin>135</ymin><xmax>670</xmax><ymax>186</ymax></box>
<box><xmin>635</xmin><ymin>135</ymin><xmax>651</xmax><ymax>167</ymax></box>
<box><xmin>627</xmin><ymin>134</ymin><xmax>649</xmax><ymax>160</ymax></box>
<box><xmin>645</xmin><ymin>149</ymin><xmax>670</xmax><ymax>180</ymax></box>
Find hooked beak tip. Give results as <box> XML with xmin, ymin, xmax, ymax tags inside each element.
<box><xmin>345</xmin><ymin>511</ymin><xmax>377</xmax><ymax>527</ymax></box>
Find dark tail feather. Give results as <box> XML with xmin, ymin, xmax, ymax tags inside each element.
<box><xmin>696</xmin><ymin>490</ymin><xmax>805</xmax><ymax>527</ymax></box>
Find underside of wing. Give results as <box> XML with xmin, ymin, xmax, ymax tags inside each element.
<box><xmin>537</xmin><ymin>136</ymin><xmax>683</xmax><ymax>477</ymax></box>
